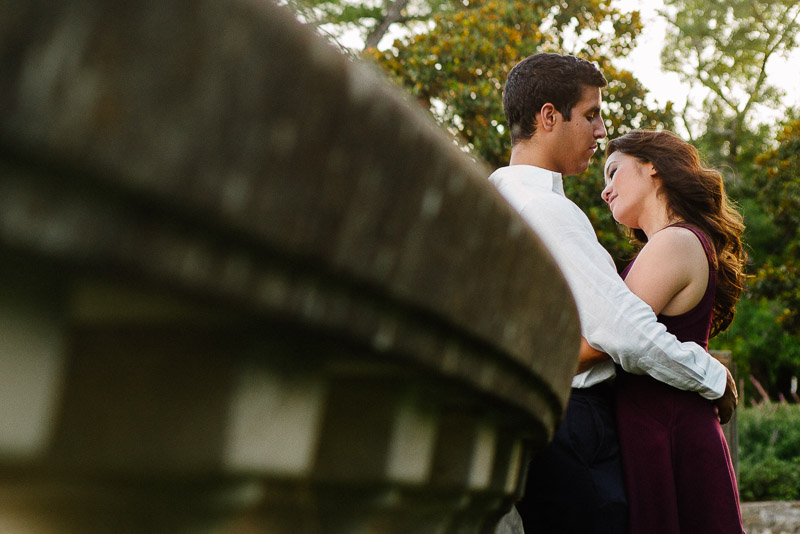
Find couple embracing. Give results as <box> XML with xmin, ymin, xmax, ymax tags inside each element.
<box><xmin>491</xmin><ymin>53</ymin><xmax>746</xmax><ymax>534</ymax></box>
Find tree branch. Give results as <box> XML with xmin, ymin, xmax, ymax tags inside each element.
<box><xmin>364</xmin><ymin>0</ymin><xmax>412</xmax><ymax>50</ymax></box>
<box><xmin>741</xmin><ymin>3</ymin><xmax>800</xmax><ymax>118</ymax></box>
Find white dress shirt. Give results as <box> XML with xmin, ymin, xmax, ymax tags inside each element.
<box><xmin>490</xmin><ymin>165</ymin><xmax>727</xmax><ymax>399</ymax></box>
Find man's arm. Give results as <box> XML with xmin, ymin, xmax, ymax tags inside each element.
<box><xmin>577</xmin><ymin>337</ymin><xmax>610</xmax><ymax>375</ymax></box>
<box><xmin>518</xmin><ymin>197</ymin><xmax>728</xmax><ymax>399</ymax></box>
<box><xmin>577</xmin><ymin>336</ymin><xmax>736</xmax><ymax>423</ymax></box>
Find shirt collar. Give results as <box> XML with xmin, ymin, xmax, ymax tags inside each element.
<box><xmin>491</xmin><ymin>165</ymin><xmax>565</xmax><ymax>197</ymax></box>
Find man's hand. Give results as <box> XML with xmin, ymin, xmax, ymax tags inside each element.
<box><xmin>713</xmin><ymin>367</ymin><xmax>738</xmax><ymax>425</ymax></box>
<box><xmin>576</xmin><ymin>337</ymin><xmax>611</xmax><ymax>375</ymax></box>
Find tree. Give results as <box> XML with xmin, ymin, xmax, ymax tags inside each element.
<box><xmin>708</xmin><ymin>117</ymin><xmax>800</xmax><ymax>401</ymax></box>
<box><xmin>661</xmin><ymin>0</ymin><xmax>800</xmax><ymax>168</ymax></box>
<box><xmin>284</xmin><ymin>0</ymin><xmax>456</xmax><ymax>53</ymax></box>
<box><xmin>752</xmin><ymin>120</ymin><xmax>800</xmax><ymax>331</ymax></box>
<box><xmin>369</xmin><ymin>0</ymin><xmax>673</xmax><ymax>261</ymax></box>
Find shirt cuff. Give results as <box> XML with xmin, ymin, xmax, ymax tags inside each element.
<box><xmin>699</xmin><ymin>357</ymin><xmax>728</xmax><ymax>400</ymax></box>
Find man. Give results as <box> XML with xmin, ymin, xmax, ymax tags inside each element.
<box><xmin>489</xmin><ymin>53</ymin><xmax>738</xmax><ymax>533</ymax></box>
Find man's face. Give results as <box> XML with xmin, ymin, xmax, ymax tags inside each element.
<box><xmin>551</xmin><ymin>86</ymin><xmax>607</xmax><ymax>175</ymax></box>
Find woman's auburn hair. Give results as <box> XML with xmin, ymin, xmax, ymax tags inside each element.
<box><xmin>606</xmin><ymin>129</ymin><xmax>747</xmax><ymax>337</ymax></box>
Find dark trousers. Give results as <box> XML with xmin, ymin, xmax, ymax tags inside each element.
<box><xmin>517</xmin><ymin>383</ymin><xmax>628</xmax><ymax>534</ymax></box>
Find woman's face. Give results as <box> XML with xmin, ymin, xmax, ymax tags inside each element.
<box><xmin>601</xmin><ymin>151</ymin><xmax>660</xmax><ymax>229</ymax></box>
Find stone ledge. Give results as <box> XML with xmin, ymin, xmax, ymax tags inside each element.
<box><xmin>742</xmin><ymin>501</ymin><xmax>800</xmax><ymax>534</ymax></box>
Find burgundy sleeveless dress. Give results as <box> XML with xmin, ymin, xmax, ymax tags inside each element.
<box><xmin>616</xmin><ymin>224</ymin><xmax>744</xmax><ymax>534</ymax></box>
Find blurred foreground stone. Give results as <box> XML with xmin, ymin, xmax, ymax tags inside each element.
<box><xmin>0</xmin><ymin>0</ymin><xmax>580</xmax><ymax>532</ymax></box>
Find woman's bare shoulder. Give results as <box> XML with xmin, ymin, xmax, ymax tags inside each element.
<box><xmin>636</xmin><ymin>226</ymin><xmax>708</xmax><ymax>279</ymax></box>
<box><xmin>640</xmin><ymin>225</ymin><xmax>708</xmax><ymax>279</ymax></box>
<box><xmin>647</xmin><ymin>225</ymin><xmax>706</xmax><ymax>255</ymax></box>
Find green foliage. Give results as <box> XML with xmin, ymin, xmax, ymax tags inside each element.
<box><xmin>754</xmin><ymin>120</ymin><xmax>800</xmax><ymax>246</ymax></box>
<box><xmin>711</xmin><ymin>297</ymin><xmax>800</xmax><ymax>402</ymax></box>
<box><xmin>702</xmin><ymin>117</ymin><xmax>800</xmax><ymax>401</ymax></box>
<box><xmin>369</xmin><ymin>0</ymin><xmax>672</xmax><ymax>260</ymax></box>
<box><xmin>371</xmin><ymin>0</ymin><xmax>556</xmax><ymax>167</ymax></box>
<box><xmin>740</xmin><ymin>455</ymin><xmax>800</xmax><ymax>501</ymax></box>
<box><xmin>738</xmin><ymin>403</ymin><xmax>800</xmax><ymax>501</ymax></box>
<box><xmin>750</xmin><ymin>119</ymin><xmax>800</xmax><ymax>337</ymax></box>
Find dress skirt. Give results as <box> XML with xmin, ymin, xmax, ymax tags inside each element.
<box><xmin>615</xmin><ymin>371</ymin><xmax>744</xmax><ymax>534</ymax></box>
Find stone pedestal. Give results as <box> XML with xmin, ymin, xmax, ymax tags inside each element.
<box><xmin>0</xmin><ymin>1</ymin><xmax>580</xmax><ymax>532</ymax></box>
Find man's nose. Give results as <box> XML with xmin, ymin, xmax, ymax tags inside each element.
<box><xmin>595</xmin><ymin>118</ymin><xmax>607</xmax><ymax>139</ymax></box>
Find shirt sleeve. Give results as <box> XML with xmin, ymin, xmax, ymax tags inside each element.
<box><xmin>518</xmin><ymin>195</ymin><xmax>727</xmax><ymax>400</ymax></box>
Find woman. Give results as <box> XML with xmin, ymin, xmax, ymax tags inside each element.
<box><xmin>581</xmin><ymin>129</ymin><xmax>747</xmax><ymax>533</ymax></box>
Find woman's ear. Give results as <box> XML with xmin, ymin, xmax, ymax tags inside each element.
<box><xmin>648</xmin><ymin>163</ymin><xmax>658</xmax><ymax>178</ymax></box>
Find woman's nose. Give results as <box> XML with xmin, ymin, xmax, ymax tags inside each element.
<box><xmin>601</xmin><ymin>184</ymin><xmax>611</xmax><ymax>202</ymax></box>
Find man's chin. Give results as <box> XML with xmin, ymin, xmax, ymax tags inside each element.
<box><xmin>566</xmin><ymin>162</ymin><xmax>590</xmax><ymax>176</ymax></box>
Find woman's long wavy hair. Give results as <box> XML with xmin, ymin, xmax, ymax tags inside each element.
<box><xmin>605</xmin><ymin>130</ymin><xmax>747</xmax><ymax>337</ymax></box>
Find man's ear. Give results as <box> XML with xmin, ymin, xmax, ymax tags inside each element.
<box><xmin>648</xmin><ymin>163</ymin><xmax>658</xmax><ymax>178</ymax></box>
<box><xmin>540</xmin><ymin>103</ymin><xmax>558</xmax><ymax>131</ymax></box>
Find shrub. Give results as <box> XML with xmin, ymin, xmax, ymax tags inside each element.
<box><xmin>738</xmin><ymin>403</ymin><xmax>800</xmax><ymax>501</ymax></box>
